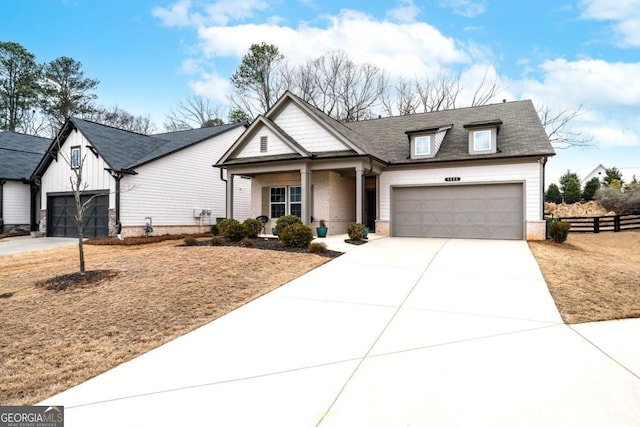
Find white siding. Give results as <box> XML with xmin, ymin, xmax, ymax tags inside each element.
<box><xmin>120</xmin><ymin>126</ymin><xmax>246</xmax><ymax>226</ymax></box>
<box><xmin>236</xmin><ymin>127</ymin><xmax>295</xmax><ymax>158</ymax></box>
<box><xmin>379</xmin><ymin>160</ymin><xmax>543</xmax><ymax>222</ymax></box>
<box><xmin>3</xmin><ymin>181</ymin><xmax>30</xmax><ymax>225</ymax></box>
<box><xmin>274</xmin><ymin>103</ymin><xmax>347</xmax><ymax>152</ymax></box>
<box><xmin>232</xmin><ymin>175</ymin><xmax>252</xmax><ymax>221</ymax></box>
<box><xmin>40</xmin><ymin>130</ymin><xmax>115</xmax><ymax>208</ymax></box>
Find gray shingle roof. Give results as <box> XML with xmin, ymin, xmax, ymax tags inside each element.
<box><xmin>68</xmin><ymin>119</ymin><xmax>245</xmax><ymax>171</ymax></box>
<box><xmin>0</xmin><ymin>131</ymin><xmax>51</xmax><ymax>180</ymax></box>
<box><xmin>345</xmin><ymin>99</ymin><xmax>554</xmax><ymax>164</ymax></box>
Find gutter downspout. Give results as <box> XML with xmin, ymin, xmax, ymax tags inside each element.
<box><xmin>114</xmin><ymin>173</ymin><xmax>123</xmax><ymax>238</ymax></box>
<box><xmin>0</xmin><ymin>180</ymin><xmax>5</xmax><ymax>234</ymax></box>
<box><xmin>219</xmin><ymin>167</ymin><xmax>228</xmax><ymax>219</ymax></box>
<box><xmin>30</xmin><ymin>179</ymin><xmax>39</xmax><ymax>233</ymax></box>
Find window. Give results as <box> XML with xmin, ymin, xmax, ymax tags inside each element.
<box><xmin>270</xmin><ymin>187</ymin><xmax>286</xmax><ymax>218</ymax></box>
<box><xmin>70</xmin><ymin>146</ymin><xmax>81</xmax><ymax>169</ymax></box>
<box><xmin>415</xmin><ymin>136</ymin><xmax>431</xmax><ymax>156</ymax></box>
<box><xmin>474</xmin><ymin>130</ymin><xmax>491</xmax><ymax>151</ymax></box>
<box><xmin>260</xmin><ymin>136</ymin><xmax>268</xmax><ymax>153</ymax></box>
<box><xmin>289</xmin><ymin>186</ymin><xmax>301</xmax><ymax>217</ymax></box>
<box><xmin>269</xmin><ymin>186</ymin><xmax>302</xmax><ymax>218</ymax></box>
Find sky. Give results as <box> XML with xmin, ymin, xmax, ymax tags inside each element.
<box><xmin>1</xmin><ymin>0</ymin><xmax>639</xmax><ymax>185</ymax></box>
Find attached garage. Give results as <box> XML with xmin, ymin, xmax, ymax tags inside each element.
<box><xmin>47</xmin><ymin>192</ymin><xmax>109</xmax><ymax>238</ymax></box>
<box><xmin>392</xmin><ymin>183</ymin><xmax>524</xmax><ymax>240</ymax></box>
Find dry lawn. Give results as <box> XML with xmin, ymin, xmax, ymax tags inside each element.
<box><xmin>0</xmin><ymin>240</ymin><xmax>328</xmax><ymax>405</ymax></box>
<box><xmin>529</xmin><ymin>231</ymin><xmax>640</xmax><ymax>324</ymax></box>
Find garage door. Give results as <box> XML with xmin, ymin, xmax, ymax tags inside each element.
<box><xmin>48</xmin><ymin>193</ymin><xmax>109</xmax><ymax>238</ymax></box>
<box><xmin>392</xmin><ymin>184</ymin><xmax>523</xmax><ymax>239</ymax></box>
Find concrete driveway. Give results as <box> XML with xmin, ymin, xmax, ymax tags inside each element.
<box><xmin>41</xmin><ymin>237</ymin><xmax>640</xmax><ymax>426</ymax></box>
<box><xmin>0</xmin><ymin>235</ymin><xmax>77</xmax><ymax>255</ymax></box>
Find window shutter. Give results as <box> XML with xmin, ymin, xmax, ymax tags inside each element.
<box><xmin>262</xmin><ymin>187</ymin><xmax>269</xmax><ymax>217</ymax></box>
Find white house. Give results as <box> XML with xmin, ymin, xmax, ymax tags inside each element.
<box><xmin>34</xmin><ymin>119</ymin><xmax>250</xmax><ymax>238</ymax></box>
<box><xmin>217</xmin><ymin>91</ymin><xmax>555</xmax><ymax>240</ymax></box>
<box><xmin>0</xmin><ymin>131</ymin><xmax>50</xmax><ymax>233</ymax></box>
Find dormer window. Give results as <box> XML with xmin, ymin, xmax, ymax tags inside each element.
<box><xmin>406</xmin><ymin>124</ymin><xmax>452</xmax><ymax>160</ymax></box>
<box><xmin>464</xmin><ymin>120</ymin><xmax>501</xmax><ymax>155</ymax></box>
<box><xmin>473</xmin><ymin>130</ymin><xmax>491</xmax><ymax>151</ymax></box>
<box><xmin>415</xmin><ymin>136</ymin><xmax>431</xmax><ymax>156</ymax></box>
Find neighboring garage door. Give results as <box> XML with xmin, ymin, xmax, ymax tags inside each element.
<box><xmin>48</xmin><ymin>193</ymin><xmax>109</xmax><ymax>238</ymax></box>
<box><xmin>392</xmin><ymin>183</ymin><xmax>524</xmax><ymax>240</ymax></box>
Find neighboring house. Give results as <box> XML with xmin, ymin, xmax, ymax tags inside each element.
<box><xmin>217</xmin><ymin>91</ymin><xmax>555</xmax><ymax>240</ymax></box>
<box><xmin>578</xmin><ymin>164</ymin><xmax>607</xmax><ymax>187</ymax></box>
<box><xmin>579</xmin><ymin>164</ymin><xmax>640</xmax><ymax>187</ymax></box>
<box><xmin>34</xmin><ymin>119</ymin><xmax>250</xmax><ymax>238</ymax></box>
<box><xmin>0</xmin><ymin>131</ymin><xmax>50</xmax><ymax>233</ymax></box>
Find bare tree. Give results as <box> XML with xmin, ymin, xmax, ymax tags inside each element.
<box><xmin>164</xmin><ymin>94</ymin><xmax>225</xmax><ymax>131</ymax></box>
<box><xmin>470</xmin><ymin>68</ymin><xmax>501</xmax><ymax>107</ymax></box>
<box><xmin>537</xmin><ymin>103</ymin><xmax>594</xmax><ymax>149</ymax></box>
<box><xmin>84</xmin><ymin>105</ymin><xmax>156</xmax><ymax>134</ymax></box>
<box><xmin>415</xmin><ymin>71</ymin><xmax>461</xmax><ymax>112</ymax></box>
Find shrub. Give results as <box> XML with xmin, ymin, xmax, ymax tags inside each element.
<box><xmin>184</xmin><ymin>236</ymin><xmax>198</xmax><ymax>246</ymax></box>
<box><xmin>548</xmin><ymin>220</ymin><xmax>571</xmax><ymax>243</ymax></box>
<box><xmin>243</xmin><ymin>218</ymin><xmax>263</xmax><ymax>238</ymax></box>
<box><xmin>596</xmin><ymin>183</ymin><xmax>640</xmax><ymax>214</ymax></box>
<box><xmin>223</xmin><ymin>220</ymin><xmax>247</xmax><ymax>242</ymax></box>
<box><xmin>217</xmin><ymin>218</ymin><xmax>235</xmax><ymax>234</ymax></box>
<box><xmin>275</xmin><ymin>215</ymin><xmax>302</xmax><ymax>236</ymax></box>
<box><xmin>210</xmin><ymin>224</ymin><xmax>220</xmax><ymax>236</ymax></box>
<box><xmin>347</xmin><ymin>222</ymin><xmax>365</xmax><ymax>240</ymax></box>
<box><xmin>210</xmin><ymin>236</ymin><xmax>223</xmax><ymax>246</ymax></box>
<box><xmin>280</xmin><ymin>223</ymin><xmax>314</xmax><ymax>248</ymax></box>
<box><xmin>239</xmin><ymin>237</ymin><xmax>254</xmax><ymax>247</ymax></box>
<box><xmin>309</xmin><ymin>241</ymin><xmax>328</xmax><ymax>254</ymax></box>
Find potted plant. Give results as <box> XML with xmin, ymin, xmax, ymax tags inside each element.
<box><xmin>316</xmin><ymin>219</ymin><xmax>328</xmax><ymax>238</ymax></box>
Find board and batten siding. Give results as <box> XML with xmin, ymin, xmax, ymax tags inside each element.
<box><xmin>40</xmin><ymin>129</ymin><xmax>115</xmax><ymax>208</ymax></box>
<box><xmin>120</xmin><ymin>126</ymin><xmax>247</xmax><ymax>226</ymax></box>
<box><xmin>3</xmin><ymin>181</ymin><xmax>30</xmax><ymax>225</ymax></box>
<box><xmin>272</xmin><ymin>102</ymin><xmax>347</xmax><ymax>152</ymax></box>
<box><xmin>379</xmin><ymin>160</ymin><xmax>543</xmax><ymax>223</ymax></box>
<box><xmin>235</xmin><ymin>127</ymin><xmax>294</xmax><ymax>158</ymax></box>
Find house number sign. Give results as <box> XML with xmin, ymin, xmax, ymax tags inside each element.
<box><xmin>444</xmin><ymin>177</ymin><xmax>461</xmax><ymax>182</ymax></box>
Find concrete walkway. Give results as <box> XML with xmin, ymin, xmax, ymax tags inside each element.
<box><xmin>0</xmin><ymin>235</ymin><xmax>77</xmax><ymax>256</ymax></box>
<box><xmin>41</xmin><ymin>237</ymin><xmax>640</xmax><ymax>426</ymax></box>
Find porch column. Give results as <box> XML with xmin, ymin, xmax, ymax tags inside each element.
<box><xmin>301</xmin><ymin>165</ymin><xmax>311</xmax><ymax>225</ymax></box>
<box><xmin>226</xmin><ymin>172</ymin><xmax>234</xmax><ymax>219</ymax></box>
<box><xmin>355</xmin><ymin>166</ymin><xmax>363</xmax><ymax>224</ymax></box>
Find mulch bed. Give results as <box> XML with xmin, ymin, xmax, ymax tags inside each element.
<box><xmin>35</xmin><ymin>270</ymin><xmax>119</xmax><ymax>291</ymax></box>
<box><xmin>193</xmin><ymin>237</ymin><xmax>344</xmax><ymax>258</ymax></box>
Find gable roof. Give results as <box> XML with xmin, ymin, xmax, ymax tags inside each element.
<box><xmin>218</xmin><ymin>93</ymin><xmax>554</xmax><ymax>167</ymax></box>
<box><xmin>35</xmin><ymin>119</ymin><xmax>246</xmax><ymax>176</ymax></box>
<box><xmin>0</xmin><ymin>131</ymin><xmax>51</xmax><ymax>181</ymax></box>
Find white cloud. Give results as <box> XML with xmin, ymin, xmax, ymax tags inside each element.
<box><xmin>153</xmin><ymin>0</ymin><xmax>271</xmax><ymax>27</ymax></box>
<box><xmin>189</xmin><ymin>71</ymin><xmax>232</xmax><ymax>104</ymax></box>
<box><xmin>580</xmin><ymin>0</ymin><xmax>640</xmax><ymax>47</ymax></box>
<box><xmin>440</xmin><ymin>0</ymin><xmax>487</xmax><ymax>18</ymax></box>
<box><xmin>511</xmin><ymin>58</ymin><xmax>640</xmax><ymax>149</ymax></box>
<box><xmin>386</xmin><ymin>0</ymin><xmax>421</xmax><ymax>23</ymax></box>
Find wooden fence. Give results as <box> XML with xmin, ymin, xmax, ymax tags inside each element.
<box><xmin>556</xmin><ymin>212</ymin><xmax>640</xmax><ymax>233</ymax></box>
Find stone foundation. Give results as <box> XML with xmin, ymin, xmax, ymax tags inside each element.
<box><xmin>120</xmin><ymin>225</ymin><xmax>212</xmax><ymax>238</ymax></box>
<box><xmin>375</xmin><ymin>220</ymin><xmax>390</xmax><ymax>236</ymax></box>
<box><xmin>39</xmin><ymin>209</ymin><xmax>47</xmax><ymax>235</ymax></box>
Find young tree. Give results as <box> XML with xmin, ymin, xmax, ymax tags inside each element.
<box><xmin>0</xmin><ymin>41</ymin><xmax>41</xmax><ymax>132</ymax></box>
<box><xmin>230</xmin><ymin>42</ymin><xmax>285</xmax><ymax>119</ymax></box>
<box><xmin>164</xmin><ymin>94</ymin><xmax>224</xmax><ymax>131</ymax></box>
<box><xmin>603</xmin><ymin>167</ymin><xmax>623</xmax><ymax>187</ymax></box>
<box><xmin>40</xmin><ymin>56</ymin><xmax>99</xmax><ymax>133</ymax></box>
<box><xmin>582</xmin><ymin>177</ymin><xmax>601</xmax><ymax>201</ymax></box>
<box><xmin>545</xmin><ymin>183</ymin><xmax>561</xmax><ymax>203</ymax></box>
